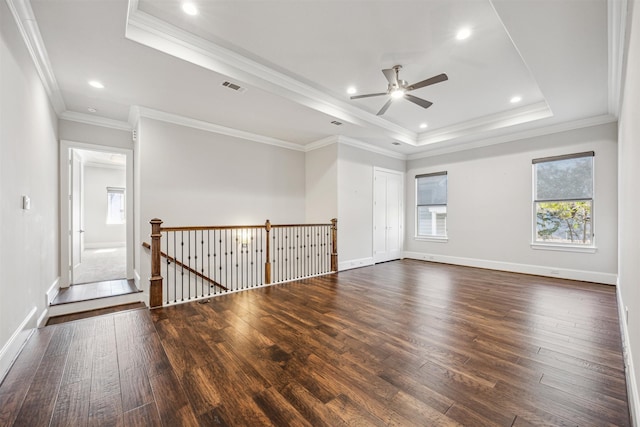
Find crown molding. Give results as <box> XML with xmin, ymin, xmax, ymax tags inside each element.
<box><xmin>124</xmin><ymin>2</ymin><xmax>417</xmax><ymax>145</ymax></box>
<box><xmin>60</xmin><ymin>111</ymin><xmax>132</xmax><ymax>131</ymax></box>
<box><xmin>337</xmin><ymin>136</ymin><xmax>408</xmax><ymax>160</ymax></box>
<box><xmin>133</xmin><ymin>106</ymin><xmax>305</xmax><ymax>151</ymax></box>
<box><xmin>305</xmin><ymin>136</ymin><xmax>339</xmax><ymax>153</ymax></box>
<box><xmin>6</xmin><ymin>0</ymin><xmax>65</xmax><ymax>115</ymax></box>
<box><xmin>305</xmin><ymin>135</ymin><xmax>407</xmax><ymax>161</ymax></box>
<box><xmin>417</xmin><ymin>101</ymin><xmax>552</xmax><ymax>146</ymax></box>
<box><xmin>408</xmin><ymin>114</ymin><xmax>616</xmax><ymax>160</ymax></box>
<box><xmin>608</xmin><ymin>0</ymin><xmax>627</xmax><ymax>117</ymax></box>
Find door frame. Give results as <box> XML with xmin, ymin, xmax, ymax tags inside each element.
<box><xmin>60</xmin><ymin>140</ymin><xmax>134</xmax><ymax>288</ymax></box>
<box><xmin>372</xmin><ymin>167</ymin><xmax>404</xmax><ymax>263</ymax></box>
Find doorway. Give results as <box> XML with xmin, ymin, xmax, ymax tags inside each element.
<box><xmin>373</xmin><ymin>168</ymin><xmax>404</xmax><ymax>263</ymax></box>
<box><xmin>60</xmin><ymin>141</ymin><xmax>134</xmax><ymax>287</ymax></box>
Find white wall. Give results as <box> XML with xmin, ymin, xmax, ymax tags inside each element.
<box><xmin>0</xmin><ymin>1</ymin><xmax>59</xmax><ymax>377</ymax></box>
<box><xmin>617</xmin><ymin>0</ymin><xmax>640</xmax><ymax>420</ymax></box>
<box><xmin>135</xmin><ymin>118</ymin><xmax>306</xmax><ymax>296</ymax></box>
<box><xmin>59</xmin><ymin>119</ymin><xmax>132</xmax><ymax>149</ymax></box>
<box><xmin>337</xmin><ymin>144</ymin><xmax>405</xmax><ymax>266</ymax></box>
<box><xmin>406</xmin><ymin>122</ymin><xmax>618</xmax><ymax>284</ymax></box>
<box><xmin>305</xmin><ymin>143</ymin><xmax>337</xmax><ymax>223</ymax></box>
<box><xmin>83</xmin><ymin>164</ymin><xmax>126</xmax><ymax>247</ymax></box>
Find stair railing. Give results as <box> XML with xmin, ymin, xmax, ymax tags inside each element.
<box><xmin>147</xmin><ymin>218</ymin><xmax>337</xmax><ymax>307</ymax></box>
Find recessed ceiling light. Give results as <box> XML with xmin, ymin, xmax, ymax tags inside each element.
<box><xmin>347</xmin><ymin>86</ymin><xmax>357</xmax><ymax>95</ymax></box>
<box><xmin>456</xmin><ymin>27</ymin><xmax>472</xmax><ymax>40</ymax></box>
<box><xmin>182</xmin><ymin>2</ymin><xmax>198</xmax><ymax>15</ymax></box>
<box><xmin>510</xmin><ymin>95</ymin><xmax>522</xmax><ymax>104</ymax></box>
<box><xmin>87</xmin><ymin>107</ymin><xmax>97</xmax><ymax>113</ymax></box>
<box><xmin>88</xmin><ymin>80</ymin><xmax>104</xmax><ymax>89</ymax></box>
<box><xmin>419</xmin><ymin>123</ymin><xmax>428</xmax><ymax>129</ymax></box>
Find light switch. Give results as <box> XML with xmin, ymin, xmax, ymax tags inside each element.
<box><xmin>22</xmin><ymin>195</ymin><xmax>31</xmax><ymax>210</ymax></box>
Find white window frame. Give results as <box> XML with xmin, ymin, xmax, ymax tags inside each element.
<box><xmin>415</xmin><ymin>172</ymin><xmax>448</xmax><ymax>242</ymax></box>
<box><xmin>531</xmin><ymin>152</ymin><xmax>596</xmax><ymax>253</ymax></box>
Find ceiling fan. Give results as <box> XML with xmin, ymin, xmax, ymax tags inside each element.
<box><xmin>350</xmin><ymin>65</ymin><xmax>448</xmax><ymax>116</ymax></box>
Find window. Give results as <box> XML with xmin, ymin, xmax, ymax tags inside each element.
<box><xmin>533</xmin><ymin>152</ymin><xmax>593</xmax><ymax>246</ymax></box>
<box><xmin>107</xmin><ymin>187</ymin><xmax>125</xmax><ymax>224</ymax></box>
<box><xmin>416</xmin><ymin>172</ymin><xmax>447</xmax><ymax>238</ymax></box>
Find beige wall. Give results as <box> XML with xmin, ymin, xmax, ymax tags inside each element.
<box><xmin>617</xmin><ymin>0</ymin><xmax>640</xmax><ymax>419</ymax></box>
<box><xmin>135</xmin><ymin>117</ymin><xmax>307</xmax><ymax>296</ymax></box>
<box><xmin>0</xmin><ymin>1</ymin><xmax>59</xmax><ymax>376</ymax></box>
<box><xmin>406</xmin><ymin>123</ymin><xmax>618</xmax><ymax>284</ymax></box>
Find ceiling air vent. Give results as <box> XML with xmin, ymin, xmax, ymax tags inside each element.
<box><xmin>221</xmin><ymin>81</ymin><xmax>247</xmax><ymax>93</ymax></box>
<box><xmin>331</xmin><ymin>120</ymin><xmax>343</xmax><ymax>126</ymax></box>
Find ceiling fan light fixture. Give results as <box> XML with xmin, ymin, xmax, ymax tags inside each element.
<box><xmin>390</xmin><ymin>88</ymin><xmax>405</xmax><ymax>99</ymax></box>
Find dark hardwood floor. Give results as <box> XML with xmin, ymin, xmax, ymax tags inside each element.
<box><xmin>0</xmin><ymin>260</ymin><xmax>630</xmax><ymax>426</ymax></box>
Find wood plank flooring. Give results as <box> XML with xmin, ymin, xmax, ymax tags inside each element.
<box><xmin>0</xmin><ymin>260</ymin><xmax>630</xmax><ymax>426</ymax></box>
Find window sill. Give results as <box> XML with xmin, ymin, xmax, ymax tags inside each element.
<box><xmin>414</xmin><ymin>236</ymin><xmax>448</xmax><ymax>243</ymax></box>
<box><xmin>530</xmin><ymin>243</ymin><xmax>597</xmax><ymax>253</ymax></box>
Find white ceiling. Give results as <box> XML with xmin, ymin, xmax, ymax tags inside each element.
<box><xmin>19</xmin><ymin>0</ymin><xmax>617</xmax><ymax>157</ymax></box>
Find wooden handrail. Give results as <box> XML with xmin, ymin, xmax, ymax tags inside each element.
<box><xmin>142</xmin><ymin>242</ymin><xmax>228</xmax><ymax>291</ymax></box>
<box><xmin>159</xmin><ymin>223</ymin><xmax>335</xmax><ymax>232</ymax></box>
<box><xmin>149</xmin><ymin>218</ymin><xmax>337</xmax><ymax>307</ymax></box>
<box><xmin>159</xmin><ymin>225</ymin><xmax>265</xmax><ymax>232</ymax></box>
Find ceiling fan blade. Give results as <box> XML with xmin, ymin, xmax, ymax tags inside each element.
<box><xmin>382</xmin><ymin>68</ymin><xmax>398</xmax><ymax>86</ymax></box>
<box><xmin>350</xmin><ymin>92</ymin><xmax>387</xmax><ymax>100</ymax></box>
<box><xmin>407</xmin><ymin>73</ymin><xmax>448</xmax><ymax>91</ymax></box>
<box><xmin>376</xmin><ymin>98</ymin><xmax>393</xmax><ymax>116</ymax></box>
<box><xmin>405</xmin><ymin>94</ymin><xmax>433</xmax><ymax>109</ymax></box>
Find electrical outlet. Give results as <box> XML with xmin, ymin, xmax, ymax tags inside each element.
<box><xmin>550</xmin><ymin>270</ymin><xmax>560</xmax><ymax>275</ymax></box>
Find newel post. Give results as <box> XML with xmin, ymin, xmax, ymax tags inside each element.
<box><xmin>264</xmin><ymin>219</ymin><xmax>272</xmax><ymax>284</ymax></box>
<box><xmin>149</xmin><ymin>218</ymin><xmax>163</xmax><ymax>308</ymax></box>
<box><xmin>331</xmin><ymin>218</ymin><xmax>338</xmax><ymax>272</ymax></box>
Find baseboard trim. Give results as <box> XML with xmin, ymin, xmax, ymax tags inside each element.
<box><xmin>0</xmin><ymin>307</ymin><xmax>37</xmax><ymax>382</ymax></box>
<box><xmin>403</xmin><ymin>251</ymin><xmax>617</xmax><ymax>285</ymax></box>
<box><xmin>338</xmin><ymin>257</ymin><xmax>375</xmax><ymax>271</ymax></box>
<box><xmin>36</xmin><ymin>308</ymin><xmax>49</xmax><ymax>328</ymax></box>
<box><xmin>133</xmin><ymin>269</ymin><xmax>141</xmax><ymax>289</ymax></box>
<box><xmin>46</xmin><ymin>277</ymin><xmax>60</xmax><ymax>306</ymax></box>
<box><xmin>616</xmin><ymin>283</ymin><xmax>640</xmax><ymax>426</ymax></box>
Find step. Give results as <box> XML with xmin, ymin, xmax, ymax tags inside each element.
<box><xmin>48</xmin><ymin>291</ymin><xmax>145</xmax><ymax>318</ymax></box>
<box><xmin>47</xmin><ymin>302</ymin><xmax>147</xmax><ymax>326</ymax></box>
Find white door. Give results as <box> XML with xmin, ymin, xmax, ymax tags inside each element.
<box><xmin>374</xmin><ymin>169</ymin><xmax>403</xmax><ymax>263</ymax></box>
<box><xmin>71</xmin><ymin>150</ymin><xmax>83</xmax><ymax>281</ymax></box>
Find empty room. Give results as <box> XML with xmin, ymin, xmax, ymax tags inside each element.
<box><xmin>1</xmin><ymin>0</ymin><xmax>640</xmax><ymax>425</ymax></box>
